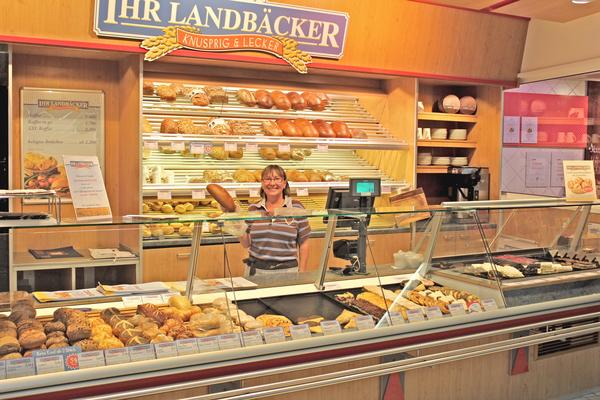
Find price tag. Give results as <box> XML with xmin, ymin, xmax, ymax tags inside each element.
<box><xmin>278</xmin><ymin>144</ymin><xmax>291</xmax><ymax>153</ymax></box>
<box><xmin>144</xmin><ymin>141</ymin><xmax>158</xmax><ymax>150</ymax></box>
<box><xmin>425</xmin><ymin>306</ymin><xmax>444</xmax><ymax>320</ymax></box>
<box><xmin>448</xmin><ymin>303</ymin><xmax>466</xmax><ymax>316</ymax></box>
<box><xmin>289</xmin><ymin>324</ymin><xmax>312</xmax><ymax>340</ymax></box>
<box><xmin>382</xmin><ymin>186</ymin><xmax>392</xmax><ymax>194</ymax></box>
<box><xmin>176</xmin><ymin>338</ymin><xmax>200</xmax><ymax>355</ymax></box>
<box><xmin>33</xmin><ymin>347</ymin><xmax>80</xmax><ymax>371</ymax></box>
<box><xmin>122</xmin><ymin>296</ymin><xmax>143</xmax><ymax>308</ymax></box>
<box><xmin>104</xmin><ymin>348</ymin><xmax>131</xmax><ymax>365</ymax></box>
<box><xmin>129</xmin><ymin>344</ymin><xmax>156</xmax><ymax>362</ymax></box>
<box><xmin>263</xmin><ymin>327</ymin><xmax>286</xmax><ymax>344</ymax></box>
<box><xmin>356</xmin><ymin>315</ymin><xmax>375</xmax><ymax>331</ymax></box>
<box><xmin>227</xmin><ymin>190</ymin><xmax>237</xmax><ymax>198</ymax></box>
<box><xmin>141</xmin><ymin>295</ymin><xmax>164</xmax><ymax>305</ymax></box>
<box><xmin>316</xmin><ymin>144</ymin><xmax>329</xmax><ymax>152</ymax></box>
<box><xmin>320</xmin><ymin>320</ymin><xmax>342</xmax><ymax>336</ymax></box>
<box><xmin>6</xmin><ymin>358</ymin><xmax>35</xmax><ymax>379</ymax></box>
<box><xmin>249</xmin><ymin>188</ymin><xmax>261</xmax><ymax>198</ymax></box>
<box><xmin>0</xmin><ymin>360</ymin><xmax>6</xmax><ymax>379</ymax></box>
<box><xmin>468</xmin><ymin>302</ymin><xmax>483</xmax><ymax>313</ymax></box>
<box><xmin>245</xmin><ymin>143</ymin><xmax>258</xmax><ymax>152</ymax></box>
<box><xmin>157</xmin><ymin>191</ymin><xmax>172</xmax><ymax>200</ymax></box>
<box><xmin>77</xmin><ymin>350</ymin><xmax>105</xmax><ymax>369</ymax></box>
<box><xmin>481</xmin><ymin>299</ymin><xmax>499</xmax><ymax>311</ymax></box>
<box><xmin>197</xmin><ymin>336</ymin><xmax>220</xmax><ymax>352</ymax></box>
<box><xmin>192</xmin><ymin>189</ymin><xmax>206</xmax><ymax>200</ymax></box>
<box><xmin>170</xmin><ymin>141</ymin><xmax>185</xmax><ymax>151</ymax></box>
<box><xmin>241</xmin><ymin>330</ymin><xmax>264</xmax><ymax>347</ymax></box>
<box><xmin>190</xmin><ymin>143</ymin><xmax>205</xmax><ymax>154</ymax></box>
<box><xmin>296</xmin><ymin>188</ymin><xmax>309</xmax><ymax>197</ymax></box>
<box><xmin>35</xmin><ymin>355</ymin><xmax>64</xmax><ymax>375</ymax></box>
<box><xmin>161</xmin><ymin>293</ymin><xmax>177</xmax><ymax>303</ymax></box>
<box><xmin>389</xmin><ymin>311</ymin><xmax>406</xmax><ymax>325</ymax></box>
<box><xmin>224</xmin><ymin>142</ymin><xmax>238</xmax><ymax>152</ymax></box>
<box><xmin>218</xmin><ymin>333</ymin><xmax>242</xmax><ymax>350</ymax></box>
<box><xmin>406</xmin><ymin>309</ymin><xmax>426</xmax><ymax>323</ymax></box>
<box><xmin>154</xmin><ymin>342</ymin><xmax>178</xmax><ymax>359</ymax></box>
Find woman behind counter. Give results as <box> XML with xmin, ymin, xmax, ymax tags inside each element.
<box><xmin>240</xmin><ymin>165</ymin><xmax>311</xmax><ymax>276</ymax></box>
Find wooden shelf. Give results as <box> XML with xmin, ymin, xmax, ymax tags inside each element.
<box><xmin>416</xmin><ymin>165</ymin><xmax>451</xmax><ymax>174</ymax></box>
<box><xmin>418</xmin><ymin>112</ymin><xmax>477</xmax><ymax>123</ymax></box>
<box><xmin>417</xmin><ymin>140</ymin><xmax>476</xmax><ymax>148</ymax></box>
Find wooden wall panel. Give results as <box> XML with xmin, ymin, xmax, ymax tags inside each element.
<box><xmin>0</xmin><ymin>0</ymin><xmax>528</xmax><ymax>83</ymax></box>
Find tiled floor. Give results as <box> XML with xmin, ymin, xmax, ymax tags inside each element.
<box><xmin>555</xmin><ymin>386</ymin><xmax>600</xmax><ymax>400</ymax></box>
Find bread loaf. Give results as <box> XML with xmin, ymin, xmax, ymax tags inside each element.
<box><xmin>156</xmin><ymin>85</ymin><xmax>177</xmax><ymax>102</ymax></box>
<box><xmin>0</xmin><ymin>336</ymin><xmax>20</xmax><ymax>356</ymax></box>
<box><xmin>350</xmin><ymin>129</ymin><xmax>368</xmax><ymax>139</ymax></box>
<box><xmin>276</xmin><ymin>119</ymin><xmax>301</xmax><ymax>137</ymax></box>
<box><xmin>259</xmin><ymin>147</ymin><xmax>277</xmax><ymax>160</ymax></box>
<box><xmin>236</xmin><ymin>89</ymin><xmax>257</xmax><ymax>106</ymax></box>
<box><xmin>331</xmin><ymin>121</ymin><xmax>351</xmax><ymax>138</ymax></box>
<box><xmin>315</xmin><ymin>92</ymin><xmax>330</xmax><ymax>109</ymax></box>
<box><xmin>44</xmin><ymin>320</ymin><xmax>65</xmax><ymax>334</ymax></box>
<box><xmin>203</xmin><ymin>86</ymin><xmax>228</xmax><ymax>104</ymax></box>
<box><xmin>312</xmin><ymin>120</ymin><xmax>335</xmax><ymax>138</ymax></box>
<box><xmin>19</xmin><ymin>330</ymin><xmax>46</xmax><ymax>350</ymax></box>
<box><xmin>206</xmin><ymin>183</ymin><xmax>236</xmax><ymax>212</ymax></box>
<box><xmin>294</xmin><ymin>119</ymin><xmax>319</xmax><ymax>137</ymax></box>
<box><xmin>287</xmin><ymin>91</ymin><xmax>306</xmax><ymax>110</ymax></box>
<box><xmin>143</xmin><ymin>81</ymin><xmax>154</xmax><ymax>95</ymax></box>
<box><xmin>160</xmin><ymin>118</ymin><xmax>179</xmax><ymax>133</ymax></box>
<box><xmin>262</xmin><ymin>121</ymin><xmax>283</xmax><ymax>136</ymax></box>
<box><xmin>271</xmin><ymin>90</ymin><xmax>292</xmax><ymax>110</ymax></box>
<box><xmin>301</xmin><ymin>92</ymin><xmax>322</xmax><ymax>111</ymax></box>
<box><xmin>190</xmin><ymin>91</ymin><xmax>209</xmax><ymax>106</ymax></box>
<box><xmin>255</xmin><ymin>90</ymin><xmax>273</xmax><ymax>109</ymax></box>
<box><xmin>177</xmin><ymin>118</ymin><xmax>195</xmax><ymax>134</ymax></box>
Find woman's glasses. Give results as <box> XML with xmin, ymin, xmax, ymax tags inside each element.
<box><xmin>262</xmin><ymin>176</ymin><xmax>284</xmax><ymax>183</ymax></box>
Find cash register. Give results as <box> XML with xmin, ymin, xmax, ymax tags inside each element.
<box><xmin>325</xmin><ymin>178</ymin><xmax>381</xmax><ymax>275</ymax></box>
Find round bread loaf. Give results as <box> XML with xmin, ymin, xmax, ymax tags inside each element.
<box><xmin>142</xmin><ymin>80</ymin><xmax>154</xmax><ymax>95</ymax></box>
<box><xmin>206</xmin><ymin>184</ymin><xmax>236</xmax><ymax>212</ymax></box>
<box><xmin>276</xmin><ymin>119</ymin><xmax>301</xmax><ymax>137</ymax></box>
<box><xmin>46</xmin><ymin>335</ymin><xmax>68</xmax><ymax>347</ymax></box>
<box><xmin>156</xmin><ymin>85</ymin><xmax>177</xmax><ymax>102</ymax></box>
<box><xmin>127</xmin><ymin>336</ymin><xmax>149</xmax><ymax>346</ymax></box>
<box><xmin>19</xmin><ymin>330</ymin><xmax>46</xmax><ymax>350</ymax></box>
<box><xmin>101</xmin><ymin>307</ymin><xmax>121</xmax><ymax>324</ymax></box>
<box><xmin>0</xmin><ymin>320</ymin><xmax>17</xmax><ymax>330</ymax></box>
<box><xmin>315</xmin><ymin>92</ymin><xmax>330</xmax><ymax>109</ymax></box>
<box><xmin>438</xmin><ymin>95</ymin><xmax>460</xmax><ymax>114</ymax></box>
<box><xmin>459</xmin><ymin>96</ymin><xmax>477</xmax><ymax>115</ymax></box>
<box><xmin>294</xmin><ymin>119</ymin><xmax>319</xmax><ymax>137</ymax></box>
<box><xmin>46</xmin><ymin>331</ymin><xmax>66</xmax><ymax>340</ymax></box>
<box><xmin>301</xmin><ymin>92</ymin><xmax>322</xmax><ymax>111</ymax></box>
<box><xmin>17</xmin><ymin>319</ymin><xmax>43</xmax><ymax>335</ymax></box>
<box><xmin>48</xmin><ymin>342</ymin><xmax>70</xmax><ymax>350</ymax></box>
<box><xmin>287</xmin><ymin>91</ymin><xmax>306</xmax><ymax>110</ymax></box>
<box><xmin>9</xmin><ymin>305</ymin><xmax>36</xmax><ymax>323</ymax></box>
<box><xmin>191</xmin><ymin>92</ymin><xmax>209</xmax><ymax>106</ymax></box>
<box><xmin>255</xmin><ymin>90</ymin><xmax>273</xmax><ymax>109</ymax></box>
<box><xmin>44</xmin><ymin>320</ymin><xmax>66</xmax><ymax>334</ymax></box>
<box><xmin>331</xmin><ymin>121</ymin><xmax>351</xmax><ymax>138</ymax></box>
<box><xmin>236</xmin><ymin>89</ymin><xmax>256</xmax><ymax>106</ymax></box>
<box><xmin>0</xmin><ymin>327</ymin><xmax>17</xmax><ymax>338</ymax></box>
<box><xmin>0</xmin><ymin>336</ymin><xmax>20</xmax><ymax>355</ymax></box>
<box><xmin>66</xmin><ymin>323</ymin><xmax>92</xmax><ymax>342</ymax></box>
<box><xmin>312</xmin><ymin>120</ymin><xmax>336</xmax><ymax>138</ymax></box>
<box><xmin>73</xmin><ymin>338</ymin><xmax>98</xmax><ymax>352</ymax></box>
<box><xmin>271</xmin><ymin>90</ymin><xmax>292</xmax><ymax>110</ymax></box>
<box><xmin>160</xmin><ymin>118</ymin><xmax>179</xmax><ymax>133</ymax></box>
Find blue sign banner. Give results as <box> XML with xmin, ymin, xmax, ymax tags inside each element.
<box><xmin>94</xmin><ymin>0</ymin><xmax>349</xmax><ymax>59</ymax></box>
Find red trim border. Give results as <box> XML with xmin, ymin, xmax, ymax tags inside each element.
<box><xmin>11</xmin><ymin>304</ymin><xmax>600</xmax><ymax>400</ymax></box>
<box><xmin>0</xmin><ymin>34</ymin><xmax>518</xmax><ymax>88</ymax></box>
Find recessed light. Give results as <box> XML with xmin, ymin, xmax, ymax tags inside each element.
<box><xmin>572</xmin><ymin>0</ymin><xmax>594</xmax><ymax>4</ymax></box>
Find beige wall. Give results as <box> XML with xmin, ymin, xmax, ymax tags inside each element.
<box><xmin>520</xmin><ymin>12</ymin><xmax>600</xmax><ymax>82</ymax></box>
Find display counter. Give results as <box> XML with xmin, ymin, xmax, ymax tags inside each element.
<box><xmin>0</xmin><ymin>200</ymin><xmax>599</xmax><ymax>399</ymax></box>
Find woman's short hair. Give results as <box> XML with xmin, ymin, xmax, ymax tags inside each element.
<box><xmin>260</xmin><ymin>164</ymin><xmax>291</xmax><ymax>199</ymax></box>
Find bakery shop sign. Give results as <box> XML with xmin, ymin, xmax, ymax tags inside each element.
<box><xmin>94</xmin><ymin>0</ymin><xmax>349</xmax><ymax>73</ymax></box>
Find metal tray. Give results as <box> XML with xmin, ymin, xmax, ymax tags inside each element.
<box><xmin>258</xmin><ymin>293</ymin><xmax>348</xmax><ymax>324</ymax></box>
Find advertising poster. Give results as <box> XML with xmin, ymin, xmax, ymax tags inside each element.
<box><xmin>21</xmin><ymin>88</ymin><xmax>104</xmax><ymax>198</ymax></box>
<box><xmin>563</xmin><ymin>160</ymin><xmax>597</xmax><ymax>202</ymax></box>
<box><xmin>63</xmin><ymin>155</ymin><xmax>112</xmax><ymax>220</ymax></box>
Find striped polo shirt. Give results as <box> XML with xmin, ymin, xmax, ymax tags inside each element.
<box><xmin>246</xmin><ymin>197</ymin><xmax>311</xmax><ymax>262</ymax></box>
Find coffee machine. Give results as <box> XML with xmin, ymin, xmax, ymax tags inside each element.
<box><xmin>446</xmin><ymin>167</ymin><xmax>490</xmax><ymax>221</ymax></box>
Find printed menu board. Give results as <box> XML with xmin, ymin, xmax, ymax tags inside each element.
<box><xmin>563</xmin><ymin>160</ymin><xmax>597</xmax><ymax>202</ymax></box>
<box><xmin>21</xmin><ymin>88</ymin><xmax>104</xmax><ymax>198</ymax></box>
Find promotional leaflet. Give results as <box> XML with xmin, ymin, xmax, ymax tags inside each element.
<box><xmin>63</xmin><ymin>155</ymin><xmax>112</xmax><ymax>220</ymax></box>
<box><xmin>563</xmin><ymin>160</ymin><xmax>597</xmax><ymax>201</ymax></box>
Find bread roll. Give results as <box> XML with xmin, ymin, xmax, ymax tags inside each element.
<box><xmin>191</xmin><ymin>91</ymin><xmax>209</xmax><ymax>106</ymax></box>
<box><xmin>294</xmin><ymin>119</ymin><xmax>319</xmax><ymax>137</ymax></box>
<box><xmin>0</xmin><ymin>320</ymin><xmax>17</xmax><ymax>331</ymax></box>
<box><xmin>315</xmin><ymin>92</ymin><xmax>330</xmax><ymax>109</ymax></box>
<box><xmin>236</xmin><ymin>89</ymin><xmax>256</xmax><ymax>106</ymax></box>
<box><xmin>160</xmin><ymin>118</ymin><xmax>179</xmax><ymax>133</ymax></box>
<box><xmin>206</xmin><ymin>183</ymin><xmax>236</xmax><ymax>212</ymax></box>
<box><xmin>276</xmin><ymin>150</ymin><xmax>291</xmax><ymax>160</ymax></box>
<box><xmin>0</xmin><ymin>327</ymin><xmax>17</xmax><ymax>338</ymax></box>
<box><xmin>255</xmin><ymin>90</ymin><xmax>273</xmax><ymax>109</ymax></box>
<box><xmin>350</xmin><ymin>129</ymin><xmax>368</xmax><ymax>139</ymax></box>
<box><xmin>156</xmin><ymin>85</ymin><xmax>177</xmax><ymax>102</ymax></box>
<box><xmin>287</xmin><ymin>92</ymin><xmax>306</xmax><ymax>110</ymax></box>
<box><xmin>301</xmin><ymin>92</ymin><xmax>322</xmax><ymax>111</ymax></box>
<box><xmin>168</xmin><ymin>295</ymin><xmax>192</xmax><ymax>310</ymax></box>
<box><xmin>143</xmin><ymin>81</ymin><xmax>154</xmax><ymax>95</ymax></box>
<box><xmin>259</xmin><ymin>147</ymin><xmax>277</xmax><ymax>160</ymax></box>
<box><xmin>19</xmin><ymin>330</ymin><xmax>46</xmax><ymax>350</ymax></box>
<box><xmin>72</xmin><ymin>338</ymin><xmax>98</xmax><ymax>352</ymax></box>
<box><xmin>170</xmin><ymin>83</ymin><xmax>186</xmax><ymax>96</ymax></box>
<box><xmin>276</xmin><ymin>119</ymin><xmax>301</xmax><ymax>137</ymax></box>
<box><xmin>0</xmin><ymin>336</ymin><xmax>20</xmax><ymax>356</ymax></box>
<box><xmin>1</xmin><ymin>352</ymin><xmax>22</xmax><ymax>360</ymax></box>
<box><xmin>203</xmin><ymin>86</ymin><xmax>228</xmax><ymax>104</ymax></box>
<box><xmin>331</xmin><ymin>121</ymin><xmax>351</xmax><ymax>138</ymax></box>
<box><xmin>291</xmin><ymin>149</ymin><xmax>305</xmax><ymax>161</ymax></box>
<box><xmin>312</xmin><ymin>120</ymin><xmax>335</xmax><ymax>138</ymax></box>
<box><xmin>228</xmin><ymin>149</ymin><xmax>244</xmax><ymax>159</ymax></box>
<box><xmin>44</xmin><ymin>320</ymin><xmax>66</xmax><ymax>334</ymax></box>
<box><xmin>177</xmin><ymin>118</ymin><xmax>195</xmax><ymax>134</ymax></box>
<box><xmin>262</xmin><ymin>121</ymin><xmax>283</xmax><ymax>136</ymax></box>
<box><xmin>271</xmin><ymin>90</ymin><xmax>292</xmax><ymax>110</ymax></box>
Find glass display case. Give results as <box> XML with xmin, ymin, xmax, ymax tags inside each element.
<box><xmin>0</xmin><ymin>200</ymin><xmax>599</xmax><ymax>397</ymax></box>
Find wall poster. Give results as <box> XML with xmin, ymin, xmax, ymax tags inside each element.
<box><xmin>20</xmin><ymin>88</ymin><xmax>104</xmax><ymax>199</ymax></box>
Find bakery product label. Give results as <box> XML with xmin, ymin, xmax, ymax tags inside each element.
<box><xmin>176</xmin><ymin>338</ymin><xmax>199</xmax><ymax>355</ymax></box>
<box><xmin>6</xmin><ymin>358</ymin><xmax>35</xmax><ymax>379</ymax></box>
<box><xmin>154</xmin><ymin>342</ymin><xmax>178</xmax><ymax>359</ymax></box>
<box><xmin>290</xmin><ymin>324</ymin><xmax>312</xmax><ymax>340</ymax></box>
<box><xmin>356</xmin><ymin>315</ymin><xmax>375</xmax><ymax>330</ymax></box>
<box><xmin>130</xmin><ymin>344</ymin><xmax>156</xmax><ymax>361</ymax></box>
<box><xmin>241</xmin><ymin>331</ymin><xmax>264</xmax><ymax>347</ymax></box>
<box><xmin>406</xmin><ymin>309</ymin><xmax>426</xmax><ymax>323</ymax></box>
<box><xmin>197</xmin><ymin>336</ymin><xmax>220</xmax><ymax>352</ymax></box>
<box><xmin>33</xmin><ymin>346</ymin><xmax>80</xmax><ymax>372</ymax></box>
<box><xmin>104</xmin><ymin>348</ymin><xmax>131</xmax><ymax>365</ymax></box>
<box><xmin>122</xmin><ymin>296</ymin><xmax>143</xmax><ymax>307</ymax></box>
<box><xmin>425</xmin><ymin>306</ymin><xmax>443</xmax><ymax>320</ymax></box>
<box><xmin>448</xmin><ymin>303</ymin><xmax>466</xmax><ymax>316</ymax></box>
<box><xmin>389</xmin><ymin>311</ymin><xmax>406</xmax><ymax>325</ymax></box>
<box><xmin>35</xmin><ymin>355</ymin><xmax>65</xmax><ymax>375</ymax></box>
<box><xmin>481</xmin><ymin>299</ymin><xmax>499</xmax><ymax>311</ymax></box>
<box><xmin>77</xmin><ymin>350</ymin><xmax>105</xmax><ymax>369</ymax></box>
<box><xmin>319</xmin><ymin>320</ymin><xmax>342</xmax><ymax>336</ymax></box>
<box><xmin>218</xmin><ymin>333</ymin><xmax>242</xmax><ymax>349</ymax></box>
<box><xmin>263</xmin><ymin>327</ymin><xmax>286</xmax><ymax>344</ymax></box>
<box><xmin>0</xmin><ymin>360</ymin><xmax>6</xmax><ymax>379</ymax></box>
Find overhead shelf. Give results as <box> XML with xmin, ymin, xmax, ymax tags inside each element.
<box><xmin>418</xmin><ymin>112</ymin><xmax>477</xmax><ymax>123</ymax></box>
<box><xmin>417</xmin><ymin>140</ymin><xmax>476</xmax><ymax>148</ymax></box>
<box><xmin>142</xmin><ymin>133</ymin><xmax>408</xmax><ymax>151</ymax></box>
<box><xmin>416</xmin><ymin>165</ymin><xmax>452</xmax><ymax>174</ymax></box>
